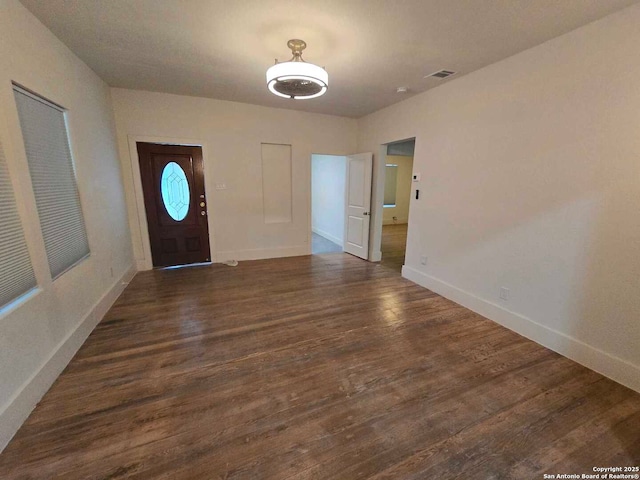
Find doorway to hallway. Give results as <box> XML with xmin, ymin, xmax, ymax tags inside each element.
<box><xmin>379</xmin><ymin>139</ymin><xmax>415</xmax><ymax>272</ymax></box>
<box><xmin>311</xmin><ymin>154</ymin><xmax>346</xmax><ymax>255</ymax></box>
<box><xmin>311</xmin><ymin>151</ymin><xmax>374</xmax><ymax>259</ymax></box>
<box><xmin>380</xmin><ymin>224</ymin><xmax>409</xmax><ymax>272</ymax></box>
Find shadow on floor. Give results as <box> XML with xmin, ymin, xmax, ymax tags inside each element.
<box><xmin>312</xmin><ymin>233</ymin><xmax>342</xmax><ymax>254</ymax></box>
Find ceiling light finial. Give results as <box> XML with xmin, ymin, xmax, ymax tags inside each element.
<box><xmin>266</xmin><ymin>39</ymin><xmax>328</xmax><ymax>100</ymax></box>
<box><xmin>287</xmin><ymin>39</ymin><xmax>306</xmax><ymax>60</ymax></box>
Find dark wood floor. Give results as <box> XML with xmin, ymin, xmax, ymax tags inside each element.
<box><xmin>1</xmin><ymin>254</ymin><xmax>639</xmax><ymax>479</ymax></box>
<box><xmin>381</xmin><ymin>223</ymin><xmax>408</xmax><ymax>272</ymax></box>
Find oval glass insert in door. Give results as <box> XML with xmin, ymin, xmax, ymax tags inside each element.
<box><xmin>160</xmin><ymin>162</ymin><xmax>190</xmax><ymax>221</ymax></box>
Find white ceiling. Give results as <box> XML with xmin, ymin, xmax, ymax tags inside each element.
<box><xmin>20</xmin><ymin>0</ymin><xmax>639</xmax><ymax>118</ymax></box>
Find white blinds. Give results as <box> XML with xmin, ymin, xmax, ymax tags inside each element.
<box><xmin>0</xmin><ymin>139</ymin><xmax>36</xmax><ymax>307</ymax></box>
<box><xmin>13</xmin><ymin>87</ymin><xmax>90</xmax><ymax>279</ymax></box>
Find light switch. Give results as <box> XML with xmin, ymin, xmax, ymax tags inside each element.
<box><xmin>215</xmin><ymin>183</ymin><xmax>227</xmax><ymax>190</ymax></box>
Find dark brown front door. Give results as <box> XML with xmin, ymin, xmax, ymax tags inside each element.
<box><xmin>137</xmin><ymin>143</ymin><xmax>210</xmax><ymax>267</ymax></box>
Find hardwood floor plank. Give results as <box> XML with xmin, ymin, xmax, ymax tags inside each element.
<box><xmin>381</xmin><ymin>224</ymin><xmax>408</xmax><ymax>272</ymax></box>
<box><xmin>507</xmin><ymin>397</ymin><xmax>640</xmax><ymax>477</ymax></box>
<box><xmin>0</xmin><ymin>253</ymin><xmax>638</xmax><ymax>479</ymax></box>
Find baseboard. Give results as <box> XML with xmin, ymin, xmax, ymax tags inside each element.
<box><xmin>216</xmin><ymin>245</ymin><xmax>309</xmax><ymax>262</ymax></box>
<box><xmin>0</xmin><ymin>265</ymin><xmax>137</xmax><ymax>452</ymax></box>
<box><xmin>382</xmin><ymin>219</ymin><xmax>408</xmax><ymax>225</ymax></box>
<box><xmin>402</xmin><ymin>265</ymin><xmax>640</xmax><ymax>394</ymax></box>
<box><xmin>311</xmin><ymin>227</ymin><xmax>343</xmax><ymax>246</ymax></box>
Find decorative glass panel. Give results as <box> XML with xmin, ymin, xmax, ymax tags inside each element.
<box><xmin>160</xmin><ymin>162</ymin><xmax>190</xmax><ymax>221</ymax></box>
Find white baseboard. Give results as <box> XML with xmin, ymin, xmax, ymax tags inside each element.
<box><xmin>382</xmin><ymin>219</ymin><xmax>408</xmax><ymax>225</ymax></box>
<box><xmin>216</xmin><ymin>245</ymin><xmax>309</xmax><ymax>262</ymax></box>
<box><xmin>402</xmin><ymin>265</ymin><xmax>640</xmax><ymax>394</ymax></box>
<box><xmin>311</xmin><ymin>227</ymin><xmax>343</xmax><ymax>246</ymax></box>
<box><xmin>0</xmin><ymin>265</ymin><xmax>137</xmax><ymax>452</ymax></box>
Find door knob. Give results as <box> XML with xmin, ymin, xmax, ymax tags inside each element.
<box><xmin>363</xmin><ymin>212</ymin><xmax>370</xmax><ymax>216</ymax></box>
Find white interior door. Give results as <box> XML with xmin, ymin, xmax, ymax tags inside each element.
<box><xmin>343</xmin><ymin>152</ymin><xmax>373</xmax><ymax>259</ymax></box>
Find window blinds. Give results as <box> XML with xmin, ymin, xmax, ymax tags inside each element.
<box><xmin>13</xmin><ymin>87</ymin><xmax>90</xmax><ymax>279</ymax></box>
<box><xmin>0</xmin><ymin>139</ymin><xmax>36</xmax><ymax>307</ymax></box>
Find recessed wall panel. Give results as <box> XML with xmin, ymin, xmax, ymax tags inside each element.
<box><xmin>261</xmin><ymin>143</ymin><xmax>292</xmax><ymax>224</ymax></box>
<box><xmin>347</xmin><ymin>216</ymin><xmax>364</xmax><ymax>246</ymax></box>
<box><xmin>348</xmin><ymin>158</ymin><xmax>365</xmax><ymax>207</ymax></box>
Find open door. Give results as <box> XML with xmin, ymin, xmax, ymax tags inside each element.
<box><xmin>343</xmin><ymin>152</ymin><xmax>373</xmax><ymax>259</ymax></box>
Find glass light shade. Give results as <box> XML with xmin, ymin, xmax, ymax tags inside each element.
<box><xmin>266</xmin><ymin>61</ymin><xmax>328</xmax><ymax>99</ymax></box>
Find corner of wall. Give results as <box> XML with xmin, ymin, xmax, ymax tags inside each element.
<box><xmin>402</xmin><ymin>265</ymin><xmax>640</xmax><ymax>394</ymax></box>
<box><xmin>0</xmin><ymin>264</ymin><xmax>137</xmax><ymax>452</ymax></box>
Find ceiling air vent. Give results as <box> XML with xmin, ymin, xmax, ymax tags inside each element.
<box><xmin>427</xmin><ymin>69</ymin><xmax>456</xmax><ymax>79</ymax></box>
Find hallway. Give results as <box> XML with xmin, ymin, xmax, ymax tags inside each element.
<box><xmin>380</xmin><ymin>223</ymin><xmax>408</xmax><ymax>272</ymax></box>
<box><xmin>311</xmin><ymin>232</ymin><xmax>342</xmax><ymax>254</ymax></box>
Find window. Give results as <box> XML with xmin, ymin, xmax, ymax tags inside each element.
<box><xmin>384</xmin><ymin>164</ymin><xmax>398</xmax><ymax>207</ymax></box>
<box><xmin>13</xmin><ymin>86</ymin><xmax>90</xmax><ymax>279</ymax></box>
<box><xmin>0</xmin><ymin>139</ymin><xmax>36</xmax><ymax>308</ymax></box>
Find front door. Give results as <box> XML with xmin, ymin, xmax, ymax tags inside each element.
<box><xmin>343</xmin><ymin>152</ymin><xmax>373</xmax><ymax>259</ymax></box>
<box><xmin>137</xmin><ymin>143</ymin><xmax>210</xmax><ymax>267</ymax></box>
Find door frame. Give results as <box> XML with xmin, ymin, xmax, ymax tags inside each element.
<box><xmin>126</xmin><ymin>135</ymin><xmax>215</xmax><ymax>271</ymax></box>
<box><xmin>369</xmin><ymin>137</ymin><xmax>416</xmax><ymax>262</ymax></box>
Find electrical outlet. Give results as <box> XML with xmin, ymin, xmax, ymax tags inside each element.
<box><xmin>499</xmin><ymin>287</ymin><xmax>510</xmax><ymax>301</ymax></box>
<box><xmin>420</xmin><ymin>255</ymin><xmax>428</xmax><ymax>266</ymax></box>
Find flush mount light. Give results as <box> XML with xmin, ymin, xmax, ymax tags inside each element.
<box><xmin>266</xmin><ymin>39</ymin><xmax>328</xmax><ymax>100</ymax></box>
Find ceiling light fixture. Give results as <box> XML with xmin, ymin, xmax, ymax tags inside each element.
<box><xmin>266</xmin><ymin>39</ymin><xmax>328</xmax><ymax>100</ymax></box>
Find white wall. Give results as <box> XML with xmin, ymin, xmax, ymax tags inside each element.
<box><xmin>0</xmin><ymin>0</ymin><xmax>135</xmax><ymax>450</ymax></box>
<box><xmin>312</xmin><ymin>154</ymin><xmax>346</xmax><ymax>245</ymax></box>
<box><xmin>382</xmin><ymin>155</ymin><xmax>413</xmax><ymax>225</ymax></box>
<box><xmin>358</xmin><ymin>3</ymin><xmax>640</xmax><ymax>392</ymax></box>
<box><xmin>111</xmin><ymin>89</ymin><xmax>357</xmax><ymax>268</ymax></box>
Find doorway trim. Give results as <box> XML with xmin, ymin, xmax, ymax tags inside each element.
<box><xmin>125</xmin><ymin>135</ymin><xmax>215</xmax><ymax>271</ymax></box>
